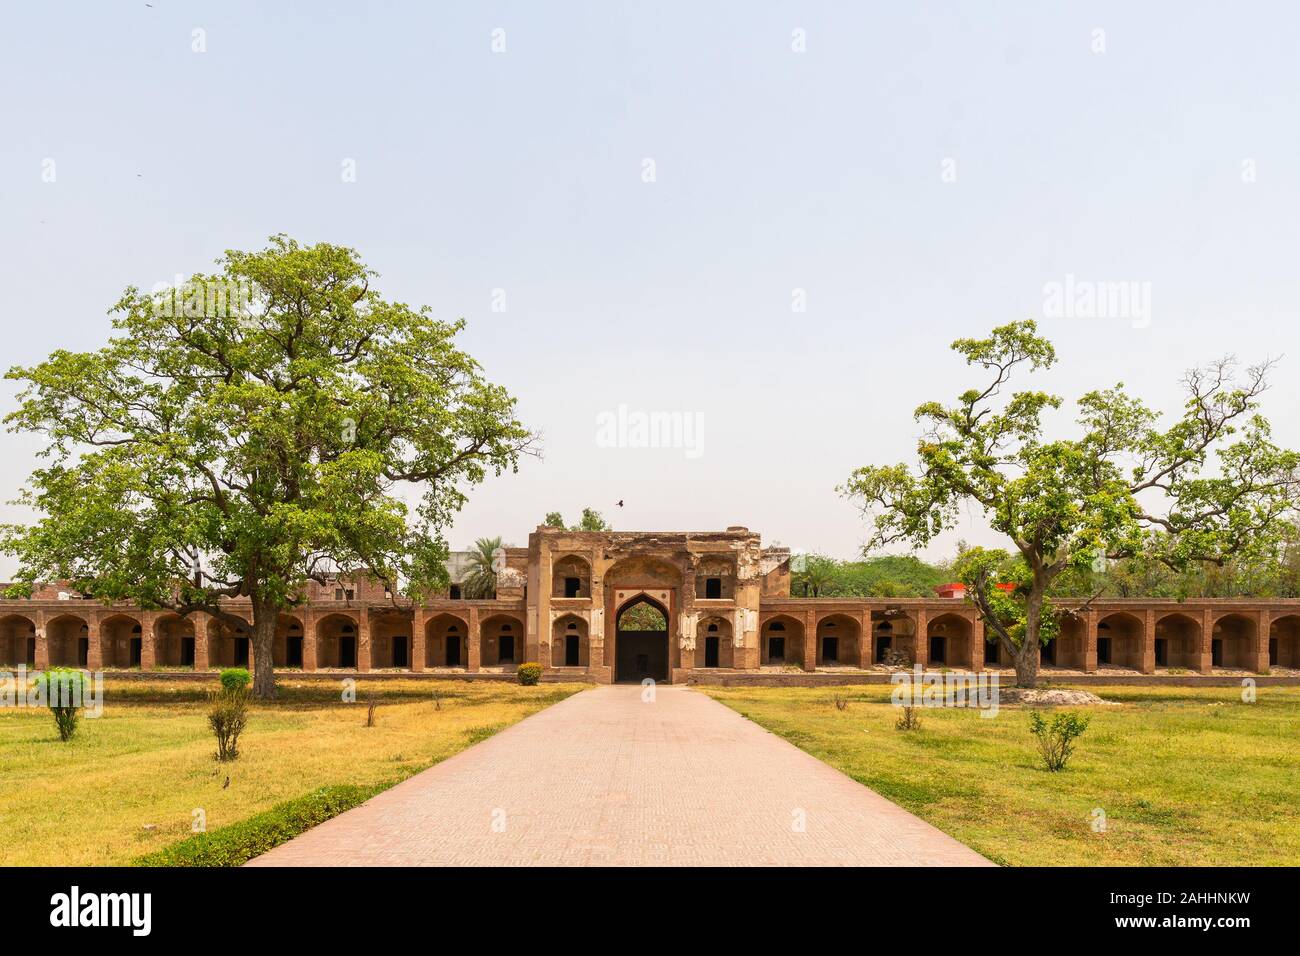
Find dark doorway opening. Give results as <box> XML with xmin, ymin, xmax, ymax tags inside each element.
<box><xmin>929</xmin><ymin>636</ymin><xmax>946</xmax><ymax>664</ymax></box>
<box><xmin>445</xmin><ymin>635</ymin><xmax>461</xmax><ymax>666</ymax></box>
<box><xmin>768</xmin><ymin>636</ymin><xmax>785</xmax><ymax>662</ymax></box>
<box><xmin>705</xmin><ymin>578</ymin><xmax>722</xmax><ymax>599</ymax></box>
<box><xmin>564</xmin><ymin>577</ymin><xmax>581</xmax><ymax>598</ymax></box>
<box><xmin>392</xmin><ymin>636</ymin><xmax>408</xmax><ymax>668</ymax></box>
<box><xmin>130</xmin><ymin>637</ymin><xmax>142</xmax><ymax>667</ymax></box>
<box><xmin>78</xmin><ymin>637</ymin><xmax>88</xmax><ymax>667</ymax></box>
<box><xmin>822</xmin><ymin>637</ymin><xmax>839</xmax><ymax>663</ymax></box>
<box><xmin>986</xmin><ymin>642</ymin><xmax>999</xmax><ymax>665</ymax></box>
<box><xmin>235</xmin><ymin>637</ymin><xmax>250</xmax><ymax>667</ymax></box>
<box><xmin>1211</xmin><ymin>639</ymin><xmax>1223</xmax><ymax>666</ymax></box>
<box><xmin>1155</xmin><ymin>638</ymin><xmax>1168</xmax><ymax>666</ymax></box>
<box><xmin>875</xmin><ymin>635</ymin><xmax>892</xmax><ymax>663</ymax></box>
<box><xmin>1270</xmin><ymin>638</ymin><xmax>1278</xmax><ymax>666</ymax></box>
<box><xmin>1096</xmin><ymin>637</ymin><xmax>1111</xmax><ymax>665</ymax></box>
<box><xmin>339</xmin><ymin>634</ymin><xmax>356</xmax><ymax>668</ymax></box>
<box><xmin>1041</xmin><ymin>639</ymin><xmax>1056</xmax><ymax>665</ymax></box>
<box><xmin>499</xmin><ymin>635</ymin><xmax>515</xmax><ymax>663</ymax></box>
<box><xmin>616</xmin><ymin>631</ymin><xmax>668</xmax><ymax>682</ymax></box>
<box><xmin>705</xmin><ymin>636</ymin><xmax>719</xmax><ymax>667</ymax></box>
<box><xmin>449</xmin><ymin>585</ymin><xmax>462</xmax><ymax>600</ymax></box>
<box><xmin>565</xmin><ymin>634</ymin><xmax>580</xmax><ymax>666</ymax></box>
<box><xmin>181</xmin><ymin>636</ymin><xmax>195</xmax><ymax>666</ymax></box>
<box><xmin>287</xmin><ymin>635</ymin><xmax>303</xmax><ymax>667</ymax></box>
<box><xmin>26</xmin><ymin>637</ymin><xmax>36</xmax><ymax>666</ymax></box>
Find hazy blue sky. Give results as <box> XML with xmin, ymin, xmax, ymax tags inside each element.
<box><xmin>2</xmin><ymin>2</ymin><xmax>1298</xmax><ymax>571</ymax></box>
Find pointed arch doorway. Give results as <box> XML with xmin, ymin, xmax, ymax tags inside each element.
<box><xmin>614</xmin><ymin>594</ymin><xmax>670</xmax><ymax>683</ymax></box>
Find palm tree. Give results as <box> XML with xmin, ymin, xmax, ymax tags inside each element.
<box><xmin>462</xmin><ymin>536</ymin><xmax>503</xmax><ymax>598</ymax></box>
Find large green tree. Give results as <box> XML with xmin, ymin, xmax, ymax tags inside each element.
<box><xmin>842</xmin><ymin>320</ymin><xmax>1300</xmax><ymax>687</ymax></box>
<box><xmin>3</xmin><ymin>237</ymin><xmax>534</xmax><ymax>698</ymax></box>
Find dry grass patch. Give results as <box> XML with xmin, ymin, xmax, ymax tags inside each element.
<box><xmin>703</xmin><ymin>683</ymin><xmax>1300</xmax><ymax>866</ymax></box>
<box><xmin>0</xmin><ymin>679</ymin><xmax>589</xmax><ymax>865</ymax></box>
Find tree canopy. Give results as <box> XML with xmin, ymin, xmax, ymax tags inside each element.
<box><xmin>842</xmin><ymin>320</ymin><xmax>1300</xmax><ymax>686</ymax></box>
<box><xmin>3</xmin><ymin>236</ymin><xmax>535</xmax><ymax>696</ymax></box>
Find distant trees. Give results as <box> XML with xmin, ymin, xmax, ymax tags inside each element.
<box><xmin>791</xmin><ymin>554</ymin><xmax>949</xmax><ymax>598</ymax></box>
<box><xmin>541</xmin><ymin>508</ymin><xmax>611</xmax><ymax>532</ymax></box>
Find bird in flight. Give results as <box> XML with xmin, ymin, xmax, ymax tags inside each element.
<box><xmin>616</xmin><ymin>500</ymin><xmax>624</xmax><ymax>508</ymax></box>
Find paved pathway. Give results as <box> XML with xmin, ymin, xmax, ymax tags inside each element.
<box><xmin>249</xmin><ymin>685</ymin><xmax>991</xmax><ymax>866</ymax></box>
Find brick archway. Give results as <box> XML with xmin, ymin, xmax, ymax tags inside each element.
<box><xmin>614</xmin><ymin>594</ymin><xmax>670</xmax><ymax>683</ymax></box>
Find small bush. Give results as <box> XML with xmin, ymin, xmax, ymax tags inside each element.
<box><xmin>36</xmin><ymin>667</ymin><xmax>89</xmax><ymax>741</ymax></box>
<box><xmin>219</xmin><ymin>668</ymin><xmax>251</xmax><ymax>694</ymax></box>
<box><xmin>1029</xmin><ymin>710</ymin><xmax>1090</xmax><ymax>772</ymax></box>
<box><xmin>366</xmin><ymin>693</ymin><xmax>378</xmax><ymax>727</ymax></box>
<box><xmin>208</xmin><ymin>688</ymin><xmax>250</xmax><ymax>761</ymax></box>
<box><xmin>517</xmin><ymin>662</ymin><xmax>542</xmax><ymax>686</ymax></box>
<box><xmin>895</xmin><ymin>705</ymin><xmax>922</xmax><ymax>731</ymax></box>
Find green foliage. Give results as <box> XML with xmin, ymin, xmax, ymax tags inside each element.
<box><xmin>208</xmin><ymin>687</ymin><xmax>250</xmax><ymax>761</ymax></box>
<box><xmin>219</xmin><ymin>668</ymin><xmax>251</xmax><ymax>694</ymax></box>
<box><xmin>1028</xmin><ymin>710</ymin><xmax>1090</xmax><ymax>771</ymax></box>
<box><xmin>540</xmin><ymin>507</ymin><xmax>611</xmax><ymax>532</ymax></box>
<box><xmin>618</xmin><ymin>601</ymin><xmax>666</xmax><ymax>631</ymax></box>
<box><xmin>843</xmin><ymin>320</ymin><xmax>1300</xmax><ymax>684</ymax></box>
<box><xmin>793</xmin><ymin>554</ymin><xmax>948</xmax><ymax>597</ymax></box>
<box><xmin>133</xmin><ymin>784</ymin><xmax>382</xmax><ymax>866</ymax></box>
<box><xmin>516</xmin><ymin>662</ymin><xmax>542</xmax><ymax>685</ymax></box>
<box><xmin>1</xmin><ymin>237</ymin><xmax>535</xmax><ymax>697</ymax></box>
<box><xmin>462</xmin><ymin>536</ymin><xmax>503</xmax><ymax>599</ymax></box>
<box><xmin>35</xmin><ymin>667</ymin><xmax>89</xmax><ymax>741</ymax></box>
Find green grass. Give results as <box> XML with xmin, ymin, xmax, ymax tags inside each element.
<box><xmin>702</xmin><ymin>683</ymin><xmax>1300</xmax><ymax>866</ymax></box>
<box><xmin>0</xmin><ymin>678</ymin><xmax>589</xmax><ymax>866</ymax></box>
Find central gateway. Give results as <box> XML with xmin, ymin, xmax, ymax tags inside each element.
<box><xmin>614</xmin><ymin>595</ymin><xmax>671</xmax><ymax>683</ymax></box>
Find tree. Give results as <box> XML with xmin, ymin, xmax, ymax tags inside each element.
<box><xmin>539</xmin><ymin>507</ymin><xmax>611</xmax><ymax>532</ymax></box>
<box><xmin>2</xmin><ymin>236</ymin><xmax>534</xmax><ymax>698</ymax></box>
<box><xmin>842</xmin><ymin>320</ymin><xmax>1300</xmax><ymax>687</ymax></box>
<box><xmin>461</xmin><ymin>536</ymin><xmax>504</xmax><ymax>599</ymax></box>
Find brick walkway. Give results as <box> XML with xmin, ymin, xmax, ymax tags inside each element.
<box><xmin>248</xmin><ymin>685</ymin><xmax>991</xmax><ymax>866</ymax></box>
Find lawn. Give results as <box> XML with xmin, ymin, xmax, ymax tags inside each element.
<box><xmin>702</xmin><ymin>683</ymin><xmax>1300</xmax><ymax>866</ymax></box>
<box><xmin>0</xmin><ymin>678</ymin><xmax>588</xmax><ymax>866</ymax></box>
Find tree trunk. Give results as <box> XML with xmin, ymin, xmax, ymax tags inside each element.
<box><xmin>249</xmin><ymin>594</ymin><xmax>279</xmax><ymax>700</ymax></box>
<box><xmin>1013</xmin><ymin>642</ymin><xmax>1040</xmax><ymax>688</ymax></box>
<box><xmin>1014</xmin><ymin>585</ymin><xmax>1045</xmax><ymax>688</ymax></box>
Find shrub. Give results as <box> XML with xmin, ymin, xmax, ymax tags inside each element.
<box><xmin>219</xmin><ymin>668</ymin><xmax>251</xmax><ymax>694</ymax></box>
<box><xmin>35</xmin><ymin>667</ymin><xmax>89</xmax><ymax>741</ymax></box>
<box><xmin>895</xmin><ymin>704</ymin><xmax>922</xmax><ymax>731</ymax></box>
<box><xmin>1029</xmin><ymin>710</ymin><xmax>1090</xmax><ymax>771</ymax></box>
<box><xmin>208</xmin><ymin>688</ymin><xmax>250</xmax><ymax>761</ymax></box>
<box><xmin>517</xmin><ymin>662</ymin><xmax>542</xmax><ymax>686</ymax></box>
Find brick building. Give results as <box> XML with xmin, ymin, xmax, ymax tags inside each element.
<box><xmin>2</xmin><ymin>526</ymin><xmax>1298</xmax><ymax>680</ymax></box>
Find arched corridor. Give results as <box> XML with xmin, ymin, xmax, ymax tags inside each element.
<box><xmin>551</xmin><ymin>614</ymin><xmax>589</xmax><ymax>667</ymax></box>
<box><xmin>425</xmin><ymin>613</ymin><xmax>468</xmax><ymax>669</ymax></box>
<box><xmin>1155</xmin><ymin>613</ymin><xmax>1201</xmax><ymax>669</ymax></box>
<box><xmin>694</xmin><ymin>616</ymin><xmax>734</xmax><ymax>669</ymax></box>
<box><xmin>0</xmin><ymin>614</ymin><xmax>36</xmax><ymax>666</ymax></box>
<box><xmin>316</xmin><ymin>613</ymin><xmax>359</xmax><ymax>669</ymax></box>
<box><xmin>480</xmin><ymin>615</ymin><xmax>523</xmax><ymax>669</ymax></box>
<box><xmin>1096</xmin><ymin>613</ymin><xmax>1144</xmax><ymax>670</ymax></box>
<box><xmin>816</xmin><ymin>614</ymin><xmax>860</xmax><ymax>667</ymax></box>
<box><xmin>761</xmin><ymin>615</ymin><xmax>803</xmax><ymax>667</ymax></box>
<box><xmin>1212</xmin><ymin>614</ymin><xmax>1257</xmax><ymax>669</ymax></box>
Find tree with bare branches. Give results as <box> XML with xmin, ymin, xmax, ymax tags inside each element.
<box><xmin>842</xmin><ymin>320</ymin><xmax>1300</xmax><ymax>687</ymax></box>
